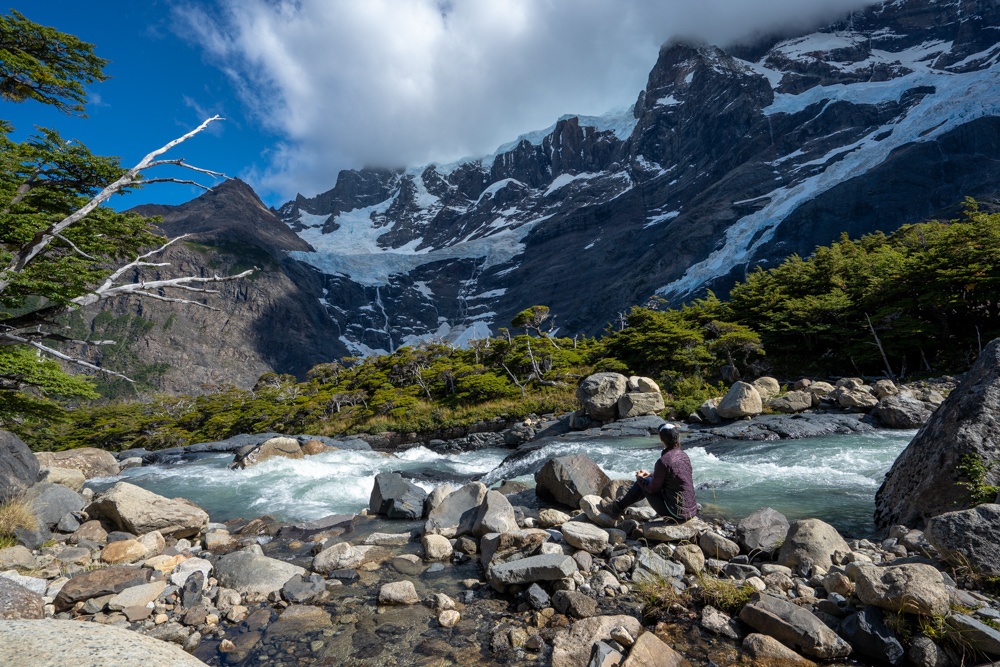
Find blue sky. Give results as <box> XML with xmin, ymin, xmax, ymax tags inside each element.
<box><xmin>5</xmin><ymin>1</ymin><xmax>879</xmax><ymax>211</ymax></box>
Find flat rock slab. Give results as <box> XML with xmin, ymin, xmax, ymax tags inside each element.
<box><xmin>739</xmin><ymin>592</ymin><xmax>852</xmax><ymax>659</ymax></box>
<box><xmin>488</xmin><ymin>553</ymin><xmax>578</xmax><ymax>590</ymax></box>
<box><xmin>0</xmin><ymin>577</ymin><xmax>43</xmax><ymax>620</ymax></box>
<box><xmin>216</xmin><ymin>547</ymin><xmax>305</xmax><ymax>596</ymax></box>
<box><xmin>87</xmin><ymin>481</ymin><xmax>208</xmax><ymax>538</ymax></box>
<box><xmin>551</xmin><ymin>615</ymin><xmax>643</xmax><ymax>667</ymax></box>
<box><xmin>54</xmin><ymin>566</ymin><xmax>151</xmax><ymax>612</ymax></box>
<box><xmin>108</xmin><ymin>581</ymin><xmax>167</xmax><ymax>611</ymax></box>
<box><xmin>265</xmin><ymin>604</ymin><xmax>333</xmax><ymax>638</ymax></box>
<box><xmin>561</xmin><ymin>521</ymin><xmax>609</xmax><ymax>554</ymax></box>
<box><xmin>640</xmin><ymin>520</ymin><xmax>698</xmax><ymax>542</ymax></box>
<box><xmin>0</xmin><ymin>619</ymin><xmax>207</xmax><ymax>666</ymax></box>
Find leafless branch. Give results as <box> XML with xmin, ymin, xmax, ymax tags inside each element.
<box><xmin>135</xmin><ymin>178</ymin><xmax>213</xmax><ymax>190</ymax></box>
<box><xmin>53</xmin><ymin>233</ymin><xmax>96</xmax><ymax>260</ymax></box>
<box><xmin>0</xmin><ymin>332</ymin><xmax>134</xmax><ymax>382</ymax></box>
<box><xmin>143</xmin><ymin>159</ymin><xmax>225</xmax><ymax>177</ymax></box>
<box><xmin>0</xmin><ymin>116</ymin><xmax>224</xmax><ymax>294</ymax></box>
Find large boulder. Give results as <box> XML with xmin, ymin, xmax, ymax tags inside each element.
<box><xmin>215</xmin><ymin>545</ymin><xmax>306</xmax><ymax>595</ymax></box>
<box><xmin>87</xmin><ymin>481</ymin><xmax>208</xmax><ymax>538</ymax></box>
<box><xmin>0</xmin><ymin>432</ymin><xmax>38</xmax><ymax>503</ymax></box>
<box><xmin>925</xmin><ymin>504</ymin><xmax>1000</xmax><ymax>576</ymax></box>
<box><xmin>768</xmin><ymin>391</ymin><xmax>813</xmax><ymax>414</ymax></box>
<box><xmin>576</xmin><ymin>373</ymin><xmax>628</xmax><ymax>421</ymax></box>
<box><xmin>471</xmin><ymin>490</ymin><xmax>518</xmax><ymax>537</ymax></box>
<box><xmin>230</xmin><ymin>436</ymin><xmax>303</xmax><ymax>469</ymax></box>
<box><xmin>777</xmin><ymin>519</ymin><xmax>851</xmax><ymax>571</ymax></box>
<box><xmin>0</xmin><ymin>619</ymin><xmax>207</xmax><ymax>666</ymax></box>
<box><xmin>33</xmin><ymin>447</ymin><xmax>119</xmax><ymax>479</ymax></box>
<box><xmin>424</xmin><ymin>482</ymin><xmax>487</xmax><ymax>538</ymax></box>
<box><xmin>737</xmin><ymin>507</ymin><xmax>789</xmax><ymax>554</ymax></box>
<box><xmin>876</xmin><ymin>338</ymin><xmax>1000</xmax><ymax>530</ymax></box>
<box><xmin>617</xmin><ymin>392</ymin><xmax>665</xmax><ymax>418</ymax></box>
<box><xmin>535</xmin><ymin>454</ymin><xmax>610</xmax><ymax>509</ymax></box>
<box><xmin>874</xmin><ymin>394</ymin><xmax>935</xmax><ymax>429</ymax></box>
<box><xmin>739</xmin><ymin>592</ymin><xmax>852</xmax><ymax>659</ymax></box>
<box><xmin>848</xmin><ymin>563</ymin><xmax>950</xmax><ymax>617</ymax></box>
<box><xmin>368</xmin><ymin>472</ymin><xmax>427</xmax><ymax>520</ymax></box>
<box><xmin>752</xmin><ymin>377</ymin><xmax>781</xmax><ymax>400</ymax></box>
<box><xmin>716</xmin><ymin>382</ymin><xmax>763</xmax><ymax>419</ymax></box>
<box><xmin>831</xmin><ymin>386</ymin><xmax>878</xmax><ymax>410</ymax></box>
<box><xmin>23</xmin><ymin>482</ymin><xmax>83</xmax><ymax>530</ymax></box>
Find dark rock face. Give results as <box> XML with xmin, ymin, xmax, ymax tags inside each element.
<box><xmin>534</xmin><ymin>454</ymin><xmax>611</xmax><ymax>509</ymax></box>
<box><xmin>369</xmin><ymin>472</ymin><xmax>428</xmax><ymax>520</ymax></box>
<box><xmin>875</xmin><ymin>339</ymin><xmax>1000</xmax><ymax>530</ymax></box>
<box><xmin>0</xmin><ymin>431</ymin><xmax>38</xmax><ymax>503</ymax></box>
<box><xmin>841</xmin><ymin>607</ymin><xmax>905</xmax><ymax>666</ymax></box>
<box><xmin>925</xmin><ymin>503</ymin><xmax>1000</xmax><ymax>576</ymax></box>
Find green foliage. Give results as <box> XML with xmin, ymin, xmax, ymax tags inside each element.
<box><xmin>696</xmin><ymin>574</ymin><xmax>757</xmax><ymax>614</ymax></box>
<box><xmin>0</xmin><ymin>10</ymin><xmax>108</xmax><ymax>115</ymax></box>
<box><xmin>956</xmin><ymin>453</ymin><xmax>1000</xmax><ymax>506</ymax></box>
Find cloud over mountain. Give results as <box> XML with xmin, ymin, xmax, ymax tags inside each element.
<box><xmin>179</xmin><ymin>0</ymin><xmax>879</xmax><ymax>200</ymax></box>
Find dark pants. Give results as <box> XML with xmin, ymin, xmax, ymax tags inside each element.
<box><xmin>618</xmin><ymin>480</ymin><xmax>684</xmax><ymax>522</ymax></box>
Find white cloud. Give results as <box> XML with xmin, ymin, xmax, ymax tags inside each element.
<box><xmin>177</xmin><ymin>0</ymin><xmax>879</xmax><ymax>202</ymax></box>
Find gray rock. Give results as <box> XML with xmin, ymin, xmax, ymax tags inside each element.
<box><xmin>907</xmin><ymin>635</ymin><xmax>955</xmax><ymax>667</ymax></box>
<box><xmin>37</xmin><ymin>467</ymin><xmax>86</xmax><ymax>492</ymax></box>
<box><xmin>735</xmin><ymin>508</ymin><xmax>789</xmax><ymax>555</ymax></box>
<box><xmin>768</xmin><ymin>390</ymin><xmax>813</xmax><ymax>413</ymax></box>
<box><xmin>550</xmin><ymin>615</ymin><xmax>642</xmax><ymax>667</ymax></box>
<box><xmin>0</xmin><ymin>577</ymin><xmax>43</xmax><ymax>619</ymax></box>
<box><xmin>34</xmin><ymin>447</ymin><xmax>119</xmax><ymax>479</ymax></box>
<box><xmin>716</xmin><ymin>382</ymin><xmax>763</xmax><ymax>419</ymax></box>
<box><xmin>947</xmin><ymin>613</ymin><xmax>1000</xmax><ymax>656</ymax></box>
<box><xmin>107</xmin><ymin>581</ymin><xmax>168</xmax><ymax>612</ymax></box>
<box><xmin>848</xmin><ymin>562</ymin><xmax>950</xmax><ymax>617</ymax></box>
<box><xmin>699</xmin><ymin>531</ymin><xmax>741</xmax><ymax>561</ymax></box>
<box><xmin>472</xmin><ymin>490</ymin><xmax>518</xmax><ymax>537</ymax></box>
<box><xmin>576</xmin><ymin>372</ymin><xmax>627</xmax><ymax>421</ymax></box>
<box><xmin>741</xmin><ymin>633</ymin><xmax>815</xmax><ymax>665</ymax></box>
<box><xmin>925</xmin><ymin>503</ymin><xmax>1000</xmax><ymax>576</ymax></box>
<box><xmin>617</xmin><ymin>391</ymin><xmax>665</xmax><ymax>418</ymax></box>
<box><xmin>560</xmin><ymin>522</ymin><xmax>609</xmax><ymax>554</ymax></box>
<box><xmin>701</xmin><ymin>605</ymin><xmax>740</xmax><ymax>640</ymax></box>
<box><xmin>632</xmin><ymin>547</ymin><xmax>684</xmax><ymax>583</ymax></box>
<box><xmin>229</xmin><ymin>436</ymin><xmax>303</xmax><ymax>469</ymax></box>
<box><xmin>0</xmin><ymin>432</ymin><xmax>38</xmax><ymax>503</ymax></box>
<box><xmin>424</xmin><ymin>482</ymin><xmax>487</xmax><ymax>538</ymax></box>
<box><xmin>215</xmin><ymin>545</ymin><xmax>306</xmax><ymax>595</ymax></box>
<box><xmin>841</xmin><ymin>606</ymin><xmax>904</xmax><ymax>666</ymax></box>
<box><xmin>739</xmin><ymin>592</ymin><xmax>852</xmax><ymax>659</ymax></box>
<box><xmin>526</xmin><ymin>583</ymin><xmax>550</xmax><ymax>610</ymax></box>
<box><xmin>588</xmin><ymin>641</ymin><xmax>624</xmax><ymax>667</ymax></box>
<box><xmin>87</xmin><ymin>481</ymin><xmax>208</xmax><ymax>538</ymax></box>
<box><xmin>378</xmin><ymin>580</ymin><xmax>420</xmax><ymax>605</ymax></box>
<box><xmin>552</xmin><ymin>590</ymin><xmax>598</xmax><ymax>618</ymax></box>
<box><xmin>0</xmin><ymin>619</ymin><xmax>206</xmax><ymax>666</ymax></box>
<box><xmin>0</xmin><ymin>572</ymin><xmax>45</xmax><ymax>596</ymax></box>
<box><xmin>282</xmin><ymin>573</ymin><xmax>327</xmax><ymax>603</ymax></box>
<box><xmin>776</xmin><ymin>518</ymin><xmax>850</xmax><ymax>571</ymax></box>
<box><xmin>23</xmin><ymin>482</ymin><xmax>84</xmax><ymax>530</ymax></box>
<box><xmin>53</xmin><ymin>567</ymin><xmax>152</xmax><ymax>612</ymax></box>
<box><xmin>180</xmin><ymin>570</ymin><xmax>204</xmax><ymax>608</ymax></box>
<box><xmin>874</xmin><ymin>394</ymin><xmax>935</xmax><ymax>428</ymax></box>
<box><xmin>0</xmin><ymin>546</ymin><xmax>34</xmax><ymax>570</ymax></box>
<box><xmin>535</xmin><ymin>454</ymin><xmax>610</xmax><ymax>509</ymax></box>
<box><xmin>876</xmin><ymin>338</ymin><xmax>1000</xmax><ymax>530</ymax></box>
<box><xmin>369</xmin><ymin>472</ymin><xmax>427</xmax><ymax>520</ymax></box>
<box><xmin>488</xmin><ymin>553</ymin><xmax>578</xmax><ymax>590</ymax></box>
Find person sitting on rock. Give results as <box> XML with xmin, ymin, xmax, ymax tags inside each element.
<box><xmin>603</xmin><ymin>423</ymin><xmax>697</xmax><ymax>523</ymax></box>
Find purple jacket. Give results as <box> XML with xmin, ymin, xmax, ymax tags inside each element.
<box><xmin>638</xmin><ymin>447</ymin><xmax>697</xmax><ymax>520</ymax></box>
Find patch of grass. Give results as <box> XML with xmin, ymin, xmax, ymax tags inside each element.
<box><xmin>956</xmin><ymin>453</ymin><xmax>1000</xmax><ymax>506</ymax></box>
<box><xmin>0</xmin><ymin>494</ymin><xmax>38</xmax><ymax>548</ymax></box>
<box><xmin>696</xmin><ymin>574</ymin><xmax>757</xmax><ymax>615</ymax></box>
<box><xmin>633</xmin><ymin>574</ymin><xmax>691</xmax><ymax>618</ymax></box>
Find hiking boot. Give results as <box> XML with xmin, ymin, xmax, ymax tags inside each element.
<box><xmin>599</xmin><ymin>499</ymin><xmax>623</xmax><ymax>520</ymax></box>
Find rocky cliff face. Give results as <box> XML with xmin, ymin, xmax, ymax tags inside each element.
<box><xmin>274</xmin><ymin>0</ymin><xmax>1000</xmax><ymax>356</ymax></box>
<box><xmin>76</xmin><ymin>180</ymin><xmax>344</xmax><ymax>395</ymax></box>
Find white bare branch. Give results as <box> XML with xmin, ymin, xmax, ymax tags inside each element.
<box><xmin>134</xmin><ymin>178</ymin><xmax>213</xmax><ymax>190</ymax></box>
<box><xmin>0</xmin><ymin>116</ymin><xmax>224</xmax><ymax>293</ymax></box>
<box><xmin>0</xmin><ymin>332</ymin><xmax>134</xmax><ymax>382</ymax></box>
<box><xmin>142</xmin><ymin>159</ymin><xmax>226</xmax><ymax>177</ymax></box>
<box><xmin>53</xmin><ymin>233</ymin><xmax>96</xmax><ymax>260</ymax></box>
<box><xmin>72</xmin><ymin>268</ymin><xmax>254</xmax><ymax>307</ymax></box>
<box><xmin>113</xmin><ymin>292</ymin><xmax>222</xmax><ymax>310</ymax></box>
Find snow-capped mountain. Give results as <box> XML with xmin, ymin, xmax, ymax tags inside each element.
<box><xmin>272</xmin><ymin>0</ymin><xmax>1000</xmax><ymax>358</ymax></box>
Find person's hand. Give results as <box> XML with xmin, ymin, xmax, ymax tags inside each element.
<box><xmin>635</xmin><ymin>469</ymin><xmax>650</xmax><ymax>479</ymax></box>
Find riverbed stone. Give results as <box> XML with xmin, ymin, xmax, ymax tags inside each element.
<box><xmin>768</xmin><ymin>390</ymin><xmax>813</xmax><ymax>413</ymax></box>
<box><xmin>848</xmin><ymin>562</ymin><xmax>950</xmax><ymax>616</ymax></box>
<box><xmin>632</xmin><ymin>547</ymin><xmax>684</xmax><ymax>583</ymax></box>
<box><xmin>0</xmin><ymin>546</ymin><xmax>34</xmax><ymax>571</ymax></box>
<box><xmin>481</xmin><ymin>529</ymin><xmax>550</xmax><ymax>568</ymax></box>
<box><xmin>752</xmin><ymin>377</ymin><xmax>781</xmax><ymax>400</ymax></box>
<box><xmin>621</xmin><ymin>631</ymin><xmax>685</xmax><ymax>667</ymax></box>
<box><xmin>550</xmin><ymin>614</ymin><xmax>643</xmax><ymax>667</ymax></box>
<box><xmin>230</xmin><ymin>436</ymin><xmax>303</xmax><ymax>469</ymax></box>
<box><xmin>535</xmin><ymin>454</ymin><xmax>610</xmax><ymax>509</ymax></box>
<box><xmin>947</xmin><ymin>613</ymin><xmax>1000</xmax><ymax>656</ymax></box>
<box><xmin>841</xmin><ymin>606</ymin><xmax>905</xmax><ymax>666</ymax></box>
<box><xmin>313</xmin><ymin>541</ymin><xmax>363</xmax><ymax>573</ymax></box>
<box><xmin>576</xmin><ymin>372</ymin><xmax>628</xmax><ymax>421</ymax></box>
<box><xmin>24</xmin><ymin>482</ymin><xmax>84</xmax><ymax>530</ymax></box>
<box><xmin>742</xmin><ymin>633</ymin><xmax>816</xmax><ymax>666</ymax></box>
<box><xmin>424</xmin><ymin>482</ymin><xmax>488</xmax><ymax>538</ymax></box>
<box><xmin>617</xmin><ymin>392</ymin><xmax>665</xmax><ymax>419</ymax></box>
<box><xmin>488</xmin><ymin>553</ymin><xmax>578</xmax><ymax>590</ymax></box>
<box><xmin>539</xmin><ymin>508</ymin><xmax>572</xmax><ymax>528</ymax></box>
<box><xmin>925</xmin><ymin>504</ymin><xmax>1000</xmax><ymax>576</ymax></box>
<box><xmin>472</xmin><ymin>490</ymin><xmax>518</xmax><ymax>536</ymax></box>
<box><xmin>87</xmin><ymin>481</ymin><xmax>208</xmax><ymax>538</ymax></box>
<box><xmin>34</xmin><ymin>447</ymin><xmax>119</xmax><ymax>479</ymax></box>
<box><xmin>552</xmin><ymin>590</ymin><xmax>598</xmax><ymax>619</ymax></box>
<box><xmin>674</xmin><ymin>543</ymin><xmax>705</xmax><ymax>574</ymax></box>
<box><xmin>699</xmin><ymin>531</ymin><xmax>740</xmax><ymax>561</ymax></box>
<box><xmin>777</xmin><ymin>518</ymin><xmax>850</xmax><ymax>571</ymax></box>
<box><xmin>281</xmin><ymin>573</ymin><xmax>327</xmax><ymax>604</ymax></box>
<box><xmin>107</xmin><ymin>580</ymin><xmax>167</xmax><ymax>611</ymax></box>
<box><xmin>169</xmin><ymin>557</ymin><xmax>212</xmax><ymax>589</ymax></box>
<box><xmin>0</xmin><ymin>619</ymin><xmax>207</xmax><ymax>666</ymax></box>
<box><xmin>216</xmin><ymin>545</ymin><xmax>306</xmax><ymax>596</ymax></box>
<box><xmin>422</xmin><ymin>533</ymin><xmax>453</xmax><ymax>561</ymax></box>
<box><xmin>640</xmin><ymin>519</ymin><xmax>698</xmax><ymax>542</ymax></box>
<box><xmin>739</xmin><ymin>592</ymin><xmax>852</xmax><ymax>659</ymax></box>
<box><xmin>0</xmin><ymin>577</ymin><xmax>43</xmax><ymax>619</ymax></box>
<box><xmin>369</xmin><ymin>472</ymin><xmax>427</xmax><ymax>520</ymax></box>
<box><xmin>69</xmin><ymin>520</ymin><xmax>107</xmax><ymax>545</ymax></box>
<box><xmin>561</xmin><ymin>521</ymin><xmax>609</xmax><ymax>554</ymax></box>
<box><xmin>716</xmin><ymin>382</ymin><xmax>763</xmax><ymax>419</ymax></box>
<box><xmin>875</xmin><ymin>338</ymin><xmax>1000</xmax><ymax>530</ymax></box>
<box><xmin>266</xmin><ymin>604</ymin><xmax>333</xmax><ymax>638</ymax></box>
<box><xmin>737</xmin><ymin>507</ymin><xmax>789</xmax><ymax>554</ymax></box>
<box><xmin>54</xmin><ymin>566</ymin><xmax>152</xmax><ymax>611</ymax></box>
<box><xmin>100</xmin><ymin>538</ymin><xmax>147</xmax><ymax>564</ymax></box>
<box><xmin>378</xmin><ymin>580</ymin><xmax>420</xmax><ymax>605</ymax></box>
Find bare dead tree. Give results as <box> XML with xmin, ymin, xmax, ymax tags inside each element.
<box><xmin>0</xmin><ymin>116</ymin><xmax>253</xmax><ymax>381</ymax></box>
